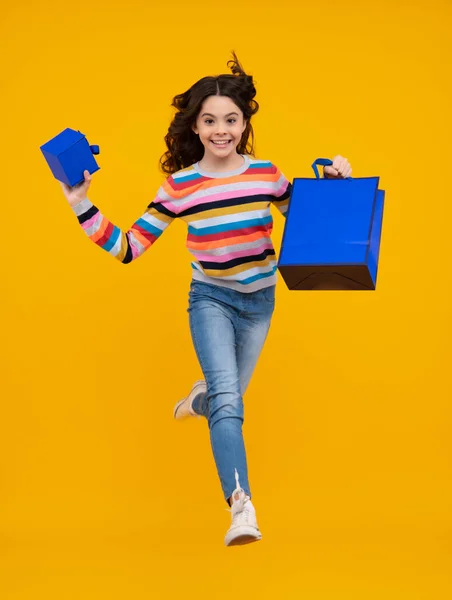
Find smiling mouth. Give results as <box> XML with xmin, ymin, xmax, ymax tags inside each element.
<box><xmin>211</xmin><ymin>140</ymin><xmax>232</xmax><ymax>147</ymax></box>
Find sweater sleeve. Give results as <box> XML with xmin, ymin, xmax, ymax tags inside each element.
<box><xmin>71</xmin><ymin>184</ymin><xmax>177</xmax><ymax>264</ymax></box>
<box><xmin>270</xmin><ymin>165</ymin><xmax>293</xmax><ymax>218</ymax></box>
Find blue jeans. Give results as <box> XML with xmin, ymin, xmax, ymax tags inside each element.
<box><xmin>187</xmin><ymin>281</ymin><xmax>275</xmax><ymax>501</ymax></box>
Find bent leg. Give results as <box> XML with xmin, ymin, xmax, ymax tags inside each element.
<box><xmin>189</xmin><ymin>288</ymin><xmax>250</xmax><ymax>500</ymax></box>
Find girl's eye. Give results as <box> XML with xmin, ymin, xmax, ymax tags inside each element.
<box><xmin>203</xmin><ymin>118</ymin><xmax>237</xmax><ymax>125</ymax></box>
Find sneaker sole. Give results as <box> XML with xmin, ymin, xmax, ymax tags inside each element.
<box><xmin>225</xmin><ymin>527</ymin><xmax>262</xmax><ymax>547</ymax></box>
<box><xmin>173</xmin><ymin>381</ymin><xmax>206</xmax><ymax>419</ymax></box>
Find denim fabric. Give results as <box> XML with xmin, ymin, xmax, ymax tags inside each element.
<box><xmin>188</xmin><ymin>281</ymin><xmax>275</xmax><ymax>501</ymax></box>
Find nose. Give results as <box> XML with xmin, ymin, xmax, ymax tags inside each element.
<box><xmin>214</xmin><ymin>122</ymin><xmax>227</xmax><ymax>135</ymax></box>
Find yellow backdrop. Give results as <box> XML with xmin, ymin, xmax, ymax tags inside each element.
<box><xmin>1</xmin><ymin>0</ymin><xmax>451</xmax><ymax>598</ymax></box>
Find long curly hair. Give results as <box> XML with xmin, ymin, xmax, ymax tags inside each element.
<box><xmin>160</xmin><ymin>52</ymin><xmax>259</xmax><ymax>175</ymax></box>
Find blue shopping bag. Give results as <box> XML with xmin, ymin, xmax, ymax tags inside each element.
<box><xmin>278</xmin><ymin>158</ymin><xmax>385</xmax><ymax>290</ymax></box>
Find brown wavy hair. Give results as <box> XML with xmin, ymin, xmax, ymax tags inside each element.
<box><xmin>160</xmin><ymin>52</ymin><xmax>259</xmax><ymax>175</ymax></box>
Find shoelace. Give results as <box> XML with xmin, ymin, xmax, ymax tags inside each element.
<box><xmin>227</xmin><ymin>469</ymin><xmax>248</xmax><ymax>515</ymax></box>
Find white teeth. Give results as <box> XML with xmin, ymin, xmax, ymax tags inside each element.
<box><xmin>212</xmin><ymin>140</ymin><xmax>230</xmax><ymax>144</ymax></box>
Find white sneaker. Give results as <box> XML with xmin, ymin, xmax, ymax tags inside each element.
<box><xmin>173</xmin><ymin>380</ymin><xmax>207</xmax><ymax>419</ymax></box>
<box><xmin>224</xmin><ymin>470</ymin><xmax>262</xmax><ymax>547</ymax></box>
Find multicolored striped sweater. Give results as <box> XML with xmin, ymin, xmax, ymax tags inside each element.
<box><xmin>72</xmin><ymin>154</ymin><xmax>293</xmax><ymax>293</ymax></box>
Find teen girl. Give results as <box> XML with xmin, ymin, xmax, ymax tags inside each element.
<box><xmin>60</xmin><ymin>53</ymin><xmax>352</xmax><ymax>546</ymax></box>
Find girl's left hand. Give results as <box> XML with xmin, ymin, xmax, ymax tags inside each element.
<box><xmin>323</xmin><ymin>155</ymin><xmax>352</xmax><ymax>179</ymax></box>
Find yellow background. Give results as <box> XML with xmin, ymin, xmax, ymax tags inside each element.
<box><xmin>1</xmin><ymin>0</ymin><xmax>451</xmax><ymax>598</ymax></box>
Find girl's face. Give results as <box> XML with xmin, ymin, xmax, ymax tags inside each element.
<box><xmin>192</xmin><ymin>95</ymin><xmax>247</xmax><ymax>164</ymax></box>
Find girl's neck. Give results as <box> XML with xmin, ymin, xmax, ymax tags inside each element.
<box><xmin>197</xmin><ymin>152</ymin><xmax>244</xmax><ymax>173</ymax></box>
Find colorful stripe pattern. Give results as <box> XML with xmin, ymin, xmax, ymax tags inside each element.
<box><xmin>73</xmin><ymin>157</ymin><xmax>292</xmax><ymax>292</ymax></box>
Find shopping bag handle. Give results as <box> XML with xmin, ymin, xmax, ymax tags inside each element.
<box><xmin>311</xmin><ymin>158</ymin><xmax>353</xmax><ymax>180</ymax></box>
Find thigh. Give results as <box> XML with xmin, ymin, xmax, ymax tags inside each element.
<box><xmin>188</xmin><ymin>283</ymin><xmax>240</xmax><ymax>396</ymax></box>
<box><xmin>236</xmin><ymin>286</ymin><xmax>275</xmax><ymax>395</ymax></box>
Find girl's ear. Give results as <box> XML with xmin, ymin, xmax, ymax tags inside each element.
<box><xmin>242</xmin><ymin>120</ymin><xmax>247</xmax><ymax>133</ymax></box>
<box><xmin>192</xmin><ymin>122</ymin><xmax>199</xmax><ymax>135</ymax></box>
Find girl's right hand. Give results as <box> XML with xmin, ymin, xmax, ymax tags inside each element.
<box><xmin>60</xmin><ymin>169</ymin><xmax>92</xmax><ymax>207</ymax></box>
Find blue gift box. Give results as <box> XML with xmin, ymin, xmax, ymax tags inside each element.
<box><xmin>40</xmin><ymin>128</ymin><xmax>100</xmax><ymax>187</ymax></box>
<box><xmin>278</xmin><ymin>159</ymin><xmax>385</xmax><ymax>290</ymax></box>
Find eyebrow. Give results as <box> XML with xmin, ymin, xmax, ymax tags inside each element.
<box><xmin>201</xmin><ymin>112</ymin><xmax>239</xmax><ymax>118</ymax></box>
